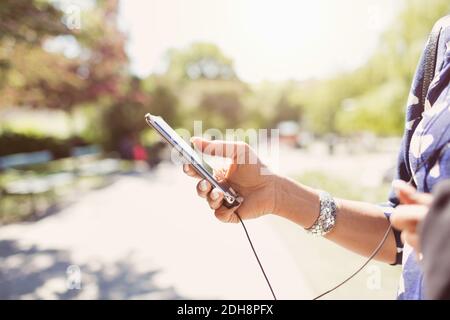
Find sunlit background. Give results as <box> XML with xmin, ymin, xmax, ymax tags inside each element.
<box><xmin>121</xmin><ymin>0</ymin><xmax>401</xmax><ymax>82</ymax></box>
<box><xmin>0</xmin><ymin>0</ymin><xmax>449</xmax><ymax>300</ymax></box>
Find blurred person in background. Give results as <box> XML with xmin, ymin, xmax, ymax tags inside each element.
<box><xmin>132</xmin><ymin>138</ymin><xmax>148</xmax><ymax>162</ymax></box>
<box><xmin>119</xmin><ymin>133</ymin><xmax>135</xmax><ymax>160</ymax></box>
<box><xmin>183</xmin><ymin>16</ymin><xmax>450</xmax><ymax>300</ymax></box>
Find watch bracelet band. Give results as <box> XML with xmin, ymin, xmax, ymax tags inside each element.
<box><xmin>305</xmin><ymin>191</ymin><xmax>337</xmax><ymax>236</ymax></box>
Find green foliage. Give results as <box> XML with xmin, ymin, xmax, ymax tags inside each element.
<box><xmin>0</xmin><ymin>0</ymin><xmax>128</xmax><ymax>111</ymax></box>
<box><xmin>336</xmin><ymin>80</ymin><xmax>408</xmax><ymax>136</ymax></box>
<box><xmin>101</xmin><ymin>101</ymin><xmax>149</xmax><ymax>151</ymax></box>
<box><xmin>165</xmin><ymin>42</ymin><xmax>237</xmax><ymax>83</ymax></box>
<box><xmin>1</xmin><ymin>0</ymin><xmax>449</xmax><ymax>158</ymax></box>
<box><xmin>0</xmin><ymin>0</ymin><xmax>68</xmax><ymax>44</ymax></box>
<box><xmin>277</xmin><ymin>0</ymin><xmax>450</xmax><ymax>136</ymax></box>
<box><xmin>297</xmin><ymin>170</ymin><xmax>391</xmax><ymax>203</ymax></box>
<box><xmin>0</xmin><ymin>0</ymin><xmax>72</xmax><ymax>103</ymax></box>
<box><xmin>100</xmin><ymin>80</ymin><xmax>178</xmax><ymax>151</ymax></box>
<box><xmin>150</xmin><ymin>85</ymin><xmax>180</xmax><ymax>127</ymax></box>
<box><xmin>198</xmin><ymin>91</ymin><xmax>243</xmax><ymax>130</ymax></box>
<box><xmin>0</xmin><ymin>131</ymin><xmax>87</xmax><ymax>158</ymax></box>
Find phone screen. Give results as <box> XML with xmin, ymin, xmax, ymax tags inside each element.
<box><xmin>145</xmin><ymin>113</ymin><xmax>239</xmax><ymax>207</ymax></box>
<box><xmin>146</xmin><ymin>114</ymin><xmax>216</xmax><ymax>178</ymax></box>
<box><xmin>152</xmin><ymin>115</ymin><xmax>203</xmax><ymax>162</ymax></box>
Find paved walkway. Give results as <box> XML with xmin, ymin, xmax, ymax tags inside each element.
<box><xmin>0</xmin><ymin>163</ymin><xmax>312</xmax><ymax>299</ymax></box>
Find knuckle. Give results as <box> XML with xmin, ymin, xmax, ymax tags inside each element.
<box><xmin>196</xmin><ymin>184</ymin><xmax>208</xmax><ymax>197</ymax></box>
<box><xmin>209</xmin><ymin>198</ymin><xmax>222</xmax><ymax>210</ymax></box>
<box><xmin>214</xmin><ymin>209</ymin><xmax>229</xmax><ymax>223</ymax></box>
<box><xmin>214</xmin><ymin>211</ymin><xmax>225</xmax><ymax>222</ymax></box>
<box><xmin>390</xmin><ymin>211</ymin><xmax>402</xmax><ymax>225</ymax></box>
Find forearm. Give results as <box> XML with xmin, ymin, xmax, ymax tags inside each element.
<box><xmin>274</xmin><ymin>175</ymin><xmax>397</xmax><ymax>264</ymax></box>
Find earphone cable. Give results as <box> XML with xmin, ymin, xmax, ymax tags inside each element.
<box><xmin>235</xmin><ymin>139</ymin><xmax>442</xmax><ymax>300</ymax></box>
<box><xmin>236</xmin><ymin>212</ymin><xmax>277</xmax><ymax>300</ymax></box>
<box><xmin>312</xmin><ymin>224</ymin><xmax>393</xmax><ymax>300</ymax></box>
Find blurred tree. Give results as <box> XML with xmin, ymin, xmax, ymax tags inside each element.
<box><xmin>101</xmin><ymin>77</ymin><xmax>150</xmax><ymax>151</ymax></box>
<box><xmin>296</xmin><ymin>0</ymin><xmax>450</xmax><ymax>136</ymax></box>
<box><xmin>0</xmin><ymin>0</ymin><xmax>68</xmax><ymax>43</ymax></box>
<box><xmin>150</xmin><ymin>85</ymin><xmax>180</xmax><ymax>127</ymax></box>
<box><xmin>0</xmin><ymin>0</ymin><xmax>70</xmax><ymax>95</ymax></box>
<box><xmin>101</xmin><ymin>78</ymin><xmax>179</xmax><ymax>152</ymax></box>
<box><xmin>70</xmin><ymin>0</ymin><xmax>128</xmax><ymax>107</ymax></box>
<box><xmin>156</xmin><ymin>42</ymin><xmax>247</xmax><ymax>131</ymax></box>
<box><xmin>270</xmin><ymin>84</ymin><xmax>304</xmax><ymax>128</ymax></box>
<box><xmin>2</xmin><ymin>0</ymin><xmax>448</xmax><ymax>143</ymax></box>
<box><xmin>165</xmin><ymin>42</ymin><xmax>237</xmax><ymax>83</ymax></box>
<box><xmin>198</xmin><ymin>91</ymin><xmax>243</xmax><ymax>130</ymax></box>
<box><xmin>0</xmin><ymin>0</ymin><xmax>128</xmax><ymax>113</ymax></box>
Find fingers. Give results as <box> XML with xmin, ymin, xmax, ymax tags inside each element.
<box><xmin>196</xmin><ymin>180</ymin><xmax>240</xmax><ymax>222</ymax></box>
<box><xmin>390</xmin><ymin>204</ymin><xmax>428</xmax><ymax>231</ymax></box>
<box><xmin>197</xmin><ymin>179</ymin><xmax>212</xmax><ymax>198</ymax></box>
<box><xmin>196</xmin><ymin>179</ymin><xmax>227</xmax><ymax>211</ymax></box>
<box><xmin>191</xmin><ymin>137</ymin><xmax>246</xmax><ymax>159</ymax></box>
<box><xmin>401</xmin><ymin>230</ymin><xmax>420</xmax><ymax>251</ymax></box>
<box><xmin>393</xmin><ymin>180</ymin><xmax>417</xmax><ymax>204</ymax></box>
<box><xmin>183</xmin><ymin>164</ymin><xmax>201</xmax><ymax>178</ymax></box>
<box><xmin>214</xmin><ymin>205</ymin><xmax>240</xmax><ymax>224</ymax></box>
<box><xmin>207</xmin><ymin>188</ymin><xmax>224</xmax><ymax>210</ymax></box>
<box><xmin>393</xmin><ymin>179</ymin><xmax>433</xmax><ymax>206</ymax></box>
<box><xmin>411</xmin><ymin>193</ymin><xmax>433</xmax><ymax>207</ymax></box>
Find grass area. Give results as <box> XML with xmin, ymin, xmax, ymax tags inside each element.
<box><xmin>0</xmin><ymin>194</ymin><xmax>38</xmax><ymax>223</ymax></box>
<box><xmin>297</xmin><ymin>170</ymin><xmax>391</xmax><ymax>203</ymax></box>
<box><xmin>271</xmin><ymin>170</ymin><xmax>401</xmax><ymax>300</ymax></box>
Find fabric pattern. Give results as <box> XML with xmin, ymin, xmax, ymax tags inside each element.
<box><xmin>384</xmin><ymin>18</ymin><xmax>450</xmax><ymax>300</ymax></box>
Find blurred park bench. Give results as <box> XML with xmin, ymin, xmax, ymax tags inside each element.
<box><xmin>0</xmin><ymin>146</ymin><xmax>122</xmax><ymax>222</ymax></box>
<box><xmin>0</xmin><ymin>151</ymin><xmax>74</xmax><ymax>219</ymax></box>
<box><xmin>71</xmin><ymin>145</ymin><xmax>121</xmax><ymax>177</ymax></box>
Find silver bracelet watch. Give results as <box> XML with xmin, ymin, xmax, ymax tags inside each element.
<box><xmin>305</xmin><ymin>191</ymin><xmax>338</xmax><ymax>236</ymax></box>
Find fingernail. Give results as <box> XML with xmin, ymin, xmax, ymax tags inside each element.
<box><xmin>199</xmin><ymin>180</ymin><xmax>208</xmax><ymax>191</ymax></box>
<box><xmin>183</xmin><ymin>164</ymin><xmax>189</xmax><ymax>172</ymax></box>
<box><xmin>210</xmin><ymin>189</ymin><xmax>220</xmax><ymax>200</ymax></box>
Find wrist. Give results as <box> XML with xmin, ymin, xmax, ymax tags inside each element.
<box><xmin>273</xmin><ymin>175</ymin><xmax>320</xmax><ymax>228</ymax></box>
<box><xmin>272</xmin><ymin>174</ymin><xmax>285</xmax><ymax>216</ymax></box>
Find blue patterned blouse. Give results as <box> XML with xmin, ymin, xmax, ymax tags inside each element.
<box><xmin>383</xmin><ymin>17</ymin><xmax>450</xmax><ymax>300</ymax></box>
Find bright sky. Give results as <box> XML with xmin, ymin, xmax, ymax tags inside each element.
<box><xmin>119</xmin><ymin>0</ymin><xmax>404</xmax><ymax>83</ymax></box>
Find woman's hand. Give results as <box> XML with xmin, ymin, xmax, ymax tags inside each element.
<box><xmin>182</xmin><ymin>137</ymin><xmax>278</xmax><ymax>223</ymax></box>
<box><xmin>182</xmin><ymin>137</ymin><xmax>401</xmax><ymax>263</ymax></box>
<box><xmin>390</xmin><ymin>180</ymin><xmax>433</xmax><ymax>252</ymax></box>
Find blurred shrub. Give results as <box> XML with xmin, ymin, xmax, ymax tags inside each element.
<box><xmin>101</xmin><ymin>79</ymin><xmax>179</xmax><ymax>152</ymax></box>
<box><xmin>0</xmin><ymin>132</ymin><xmax>88</xmax><ymax>158</ymax></box>
<box><xmin>198</xmin><ymin>91</ymin><xmax>243</xmax><ymax>130</ymax></box>
<box><xmin>165</xmin><ymin>42</ymin><xmax>237</xmax><ymax>83</ymax></box>
<box><xmin>101</xmin><ymin>101</ymin><xmax>151</xmax><ymax>152</ymax></box>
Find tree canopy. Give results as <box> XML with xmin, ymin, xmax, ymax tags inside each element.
<box><xmin>1</xmin><ymin>0</ymin><xmax>449</xmax><ymax>153</ymax></box>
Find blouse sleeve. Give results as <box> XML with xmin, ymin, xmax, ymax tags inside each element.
<box><xmin>379</xmin><ymin>32</ymin><xmax>431</xmax><ymax>265</ymax></box>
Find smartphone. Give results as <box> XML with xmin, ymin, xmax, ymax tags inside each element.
<box><xmin>145</xmin><ymin>113</ymin><xmax>241</xmax><ymax>208</ymax></box>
